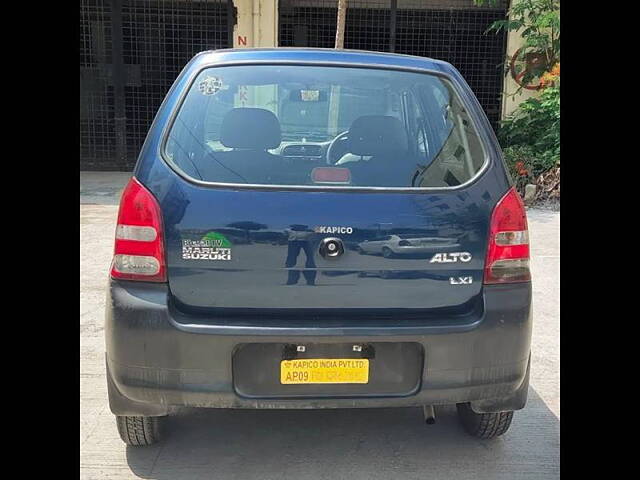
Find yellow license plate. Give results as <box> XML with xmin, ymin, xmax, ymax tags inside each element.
<box><xmin>280</xmin><ymin>358</ymin><xmax>369</xmax><ymax>384</ymax></box>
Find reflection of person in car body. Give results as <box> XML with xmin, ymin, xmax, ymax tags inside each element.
<box><xmin>285</xmin><ymin>225</ymin><xmax>317</xmax><ymax>285</ymax></box>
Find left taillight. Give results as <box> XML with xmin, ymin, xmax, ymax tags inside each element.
<box><xmin>110</xmin><ymin>177</ymin><xmax>166</xmax><ymax>282</ymax></box>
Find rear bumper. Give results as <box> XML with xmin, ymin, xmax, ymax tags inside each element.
<box><xmin>105</xmin><ymin>280</ymin><xmax>532</xmax><ymax>415</ymax></box>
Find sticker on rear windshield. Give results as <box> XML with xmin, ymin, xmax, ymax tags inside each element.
<box><xmin>198</xmin><ymin>76</ymin><xmax>226</xmax><ymax>96</ymax></box>
<box><xmin>182</xmin><ymin>232</ymin><xmax>232</xmax><ymax>261</ymax></box>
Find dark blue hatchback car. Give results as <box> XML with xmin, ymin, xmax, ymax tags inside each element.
<box><xmin>106</xmin><ymin>48</ymin><xmax>532</xmax><ymax>445</ymax></box>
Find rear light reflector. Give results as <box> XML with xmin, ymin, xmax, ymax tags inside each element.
<box><xmin>484</xmin><ymin>187</ymin><xmax>531</xmax><ymax>284</ymax></box>
<box><xmin>110</xmin><ymin>177</ymin><xmax>166</xmax><ymax>282</ymax></box>
<box><xmin>487</xmin><ymin>258</ymin><xmax>530</xmax><ymax>282</ymax></box>
<box><xmin>495</xmin><ymin>230</ymin><xmax>528</xmax><ymax>246</ymax></box>
<box><xmin>112</xmin><ymin>255</ymin><xmax>160</xmax><ymax>276</ymax></box>
<box><xmin>115</xmin><ymin>225</ymin><xmax>157</xmax><ymax>242</ymax></box>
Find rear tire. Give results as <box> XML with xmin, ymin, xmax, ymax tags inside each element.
<box><xmin>456</xmin><ymin>403</ymin><xmax>513</xmax><ymax>439</ymax></box>
<box><xmin>116</xmin><ymin>415</ymin><xmax>163</xmax><ymax>446</ymax></box>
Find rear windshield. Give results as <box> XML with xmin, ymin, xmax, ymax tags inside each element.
<box><xmin>164</xmin><ymin>65</ymin><xmax>486</xmax><ymax>188</ymax></box>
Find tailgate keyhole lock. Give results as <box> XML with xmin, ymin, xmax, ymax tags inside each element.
<box><xmin>319</xmin><ymin>237</ymin><xmax>344</xmax><ymax>259</ymax></box>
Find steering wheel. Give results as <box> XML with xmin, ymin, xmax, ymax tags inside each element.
<box><xmin>326</xmin><ymin>130</ymin><xmax>350</xmax><ymax>165</ymax></box>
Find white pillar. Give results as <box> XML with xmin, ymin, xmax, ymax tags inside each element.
<box><xmin>501</xmin><ymin>0</ymin><xmax>539</xmax><ymax>118</ymax></box>
<box><xmin>233</xmin><ymin>0</ymin><xmax>278</xmax><ymax>48</ymax></box>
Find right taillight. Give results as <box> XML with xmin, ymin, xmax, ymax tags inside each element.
<box><xmin>484</xmin><ymin>187</ymin><xmax>531</xmax><ymax>284</ymax></box>
<box><xmin>110</xmin><ymin>177</ymin><xmax>166</xmax><ymax>282</ymax></box>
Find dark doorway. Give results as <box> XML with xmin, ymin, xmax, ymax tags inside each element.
<box><xmin>80</xmin><ymin>0</ymin><xmax>232</xmax><ymax>170</ymax></box>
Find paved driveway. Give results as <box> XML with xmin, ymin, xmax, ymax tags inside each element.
<box><xmin>80</xmin><ymin>172</ymin><xmax>559</xmax><ymax>479</ymax></box>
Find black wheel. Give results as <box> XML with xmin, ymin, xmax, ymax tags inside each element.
<box><xmin>116</xmin><ymin>415</ymin><xmax>163</xmax><ymax>446</ymax></box>
<box><xmin>456</xmin><ymin>403</ymin><xmax>513</xmax><ymax>439</ymax></box>
<box><xmin>382</xmin><ymin>247</ymin><xmax>394</xmax><ymax>258</ymax></box>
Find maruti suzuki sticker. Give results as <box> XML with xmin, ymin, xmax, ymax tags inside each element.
<box><xmin>182</xmin><ymin>232</ymin><xmax>232</xmax><ymax>261</ymax></box>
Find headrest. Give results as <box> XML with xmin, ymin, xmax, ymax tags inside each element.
<box><xmin>220</xmin><ymin>108</ymin><xmax>281</xmax><ymax>149</ymax></box>
<box><xmin>348</xmin><ymin>115</ymin><xmax>408</xmax><ymax>157</ymax></box>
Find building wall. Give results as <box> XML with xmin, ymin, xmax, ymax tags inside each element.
<box><xmin>501</xmin><ymin>1</ymin><xmax>538</xmax><ymax>118</ymax></box>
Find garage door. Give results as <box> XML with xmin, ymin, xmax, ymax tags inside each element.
<box><xmin>80</xmin><ymin>0</ymin><xmax>232</xmax><ymax>170</ymax></box>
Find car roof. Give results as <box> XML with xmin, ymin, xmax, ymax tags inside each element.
<box><xmin>190</xmin><ymin>47</ymin><xmax>456</xmax><ymax>75</ymax></box>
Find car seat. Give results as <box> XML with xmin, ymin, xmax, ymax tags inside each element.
<box><xmin>345</xmin><ymin>115</ymin><xmax>417</xmax><ymax>187</ymax></box>
<box><xmin>202</xmin><ymin>107</ymin><xmax>282</xmax><ymax>184</ymax></box>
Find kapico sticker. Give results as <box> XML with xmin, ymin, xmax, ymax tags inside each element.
<box><xmin>182</xmin><ymin>232</ymin><xmax>232</xmax><ymax>261</ymax></box>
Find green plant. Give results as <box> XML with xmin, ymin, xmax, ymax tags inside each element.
<box><xmin>475</xmin><ymin>0</ymin><xmax>560</xmax><ymax>91</ymax></box>
<box><xmin>476</xmin><ymin>0</ymin><xmax>560</xmax><ymax>203</ymax></box>
<box><xmin>502</xmin><ymin>145</ymin><xmax>536</xmax><ymax>194</ymax></box>
<box><xmin>499</xmin><ymin>85</ymin><xmax>560</xmax><ymax>172</ymax></box>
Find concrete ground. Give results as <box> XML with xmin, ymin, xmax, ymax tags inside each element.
<box><xmin>80</xmin><ymin>172</ymin><xmax>559</xmax><ymax>480</ymax></box>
